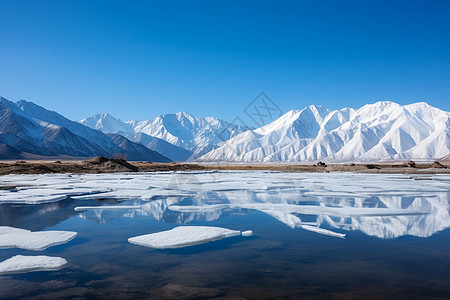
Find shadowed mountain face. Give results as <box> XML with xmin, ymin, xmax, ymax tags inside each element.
<box><xmin>0</xmin><ymin>97</ymin><xmax>171</xmax><ymax>162</ymax></box>
<box><xmin>0</xmin><ymin>143</ymin><xmax>24</xmax><ymax>159</ymax></box>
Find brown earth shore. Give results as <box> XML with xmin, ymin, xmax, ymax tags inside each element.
<box><xmin>0</xmin><ymin>156</ymin><xmax>449</xmax><ymax>175</ymax></box>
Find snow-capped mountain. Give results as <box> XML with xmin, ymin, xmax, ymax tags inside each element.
<box><xmin>5</xmin><ymin>97</ymin><xmax>449</xmax><ymax>163</ymax></box>
<box><xmin>81</xmin><ymin>112</ymin><xmax>251</xmax><ymax>160</ymax></box>
<box><xmin>80</xmin><ymin>113</ymin><xmax>133</xmax><ymax>136</ymax></box>
<box><xmin>0</xmin><ymin>97</ymin><xmax>171</xmax><ymax>162</ymax></box>
<box><xmin>81</xmin><ymin>113</ymin><xmax>191</xmax><ymax>161</ymax></box>
<box><xmin>199</xmin><ymin>101</ymin><xmax>450</xmax><ymax>162</ymax></box>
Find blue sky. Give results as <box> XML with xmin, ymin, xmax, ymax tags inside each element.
<box><xmin>1</xmin><ymin>0</ymin><xmax>449</xmax><ymax>125</ymax></box>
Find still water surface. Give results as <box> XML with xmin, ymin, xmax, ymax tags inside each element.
<box><xmin>1</xmin><ymin>171</ymin><xmax>450</xmax><ymax>299</ymax></box>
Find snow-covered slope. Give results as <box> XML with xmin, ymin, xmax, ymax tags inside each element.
<box><xmin>135</xmin><ymin>112</ymin><xmax>251</xmax><ymax>159</ymax></box>
<box><xmin>440</xmin><ymin>153</ymin><xmax>450</xmax><ymax>162</ymax></box>
<box><xmin>199</xmin><ymin>101</ymin><xmax>450</xmax><ymax>162</ymax></box>
<box><xmin>0</xmin><ymin>97</ymin><xmax>171</xmax><ymax>162</ymax></box>
<box><xmin>81</xmin><ymin>112</ymin><xmax>251</xmax><ymax>160</ymax></box>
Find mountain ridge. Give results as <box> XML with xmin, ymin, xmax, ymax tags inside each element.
<box><xmin>2</xmin><ymin>97</ymin><xmax>449</xmax><ymax>163</ymax></box>
<box><xmin>199</xmin><ymin>101</ymin><xmax>450</xmax><ymax>163</ymax></box>
<box><xmin>81</xmin><ymin>111</ymin><xmax>252</xmax><ymax>160</ymax></box>
<box><xmin>0</xmin><ymin>97</ymin><xmax>171</xmax><ymax>162</ymax></box>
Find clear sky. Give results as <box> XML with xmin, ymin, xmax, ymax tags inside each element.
<box><xmin>1</xmin><ymin>0</ymin><xmax>449</xmax><ymax>125</ymax></box>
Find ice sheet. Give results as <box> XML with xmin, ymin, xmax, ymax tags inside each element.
<box><xmin>128</xmin><ymin>226</ymin><xmax>243</xmax><ymax>249</ymax></box>
<box><xmin>0</xmin><ymin>226</ymin><xmax>77</xmax><ymax>250</ymax></box>
<box><xmin>0</xmin><ymin>255</ymin><xmax>67</xmax><ymax>275</ymax></box>
<box><xmin>2</xmin><ymin>172</ymin><xmax>450</xmax><ymax>205</ymax></box>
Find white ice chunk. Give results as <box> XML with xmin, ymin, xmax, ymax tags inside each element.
<box><xmin>300</xmin><ymin>225</ymin><xmax>346</xmax><ymax>239</ymax></box>
<box><xmin>0</xmin><ymin>226</ymin><xmax>24</xmax><ymax>235</ymax></box>
<box><xmin>74</xmin><ymin>205</ymin><xmax>141</xmax><ymax>211</ymax></box>
<box><xmin>0</xmin><ymin>226</ymin><xmax>77</xmax><ymax>251</ymax></box>
<box><xmin>241</xmin><ymin>230</ymin><xmax>253</xmax><ymax>236</ymax></box>
<box><xmin>128</xmin><ymin>226</ymin><xmax>242</xmax><ymax>249</ymax></box>
<box><xmin>0</xmin><ymin>255</ymin><xmax>67</xmax><ymax>275</ymax></box>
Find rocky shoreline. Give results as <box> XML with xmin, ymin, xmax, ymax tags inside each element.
<box><xmin>0</xmin><ymin>156</ymin><xmax>449</xmax><ymax>175</ymax></box>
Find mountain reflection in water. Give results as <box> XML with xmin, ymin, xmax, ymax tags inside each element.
<box><xmin>2</xmin><ymin>172</ymin><xmax>449</xmax><ymax>239</ymax></box>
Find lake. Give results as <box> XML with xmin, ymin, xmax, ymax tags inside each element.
<box><xmin>1</xmin><ymin>171</ymin><xmax>450</xmax><ymax>299</ymax></box>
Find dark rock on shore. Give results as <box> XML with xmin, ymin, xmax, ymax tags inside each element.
<box><xmin>431</xmin><ymin>161</ymin><xmax>446</xmax><ymax>168</ymax></box>
<box><xmin>365</xmin><ymin>164</ymin><xmax>380</xmax><ymax>170</ymax></box>
<box><xmin>406</xmin><ymin>160</ymin><xmax>416</xmax><ymax>168</ymax></box>
<box><xmin>84</xmin><ymin>156</ymin><xmax>139</xmax><ymax>172</ymax></box>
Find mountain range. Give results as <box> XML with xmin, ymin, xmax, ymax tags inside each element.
<box><xmin>199</xmin><ymin>101</ymin><xmax>450</xmax><ymax>162</ymax></box>
<box><xmin>1</xmin><ymin>96</ymin><xmax>449</xmax><ymax>162</ymax></box>
<box><xmin>0</xmin><ymin>97</ymin><xmax>170</xmax><ymax>162</ymax></box>
<box><xmin>80</xmin><ymin>112</ymin><xmax>251</xmax><ymax>160</ymax></box>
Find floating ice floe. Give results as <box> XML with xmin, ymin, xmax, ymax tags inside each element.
<box><xmin>300</xmin><ymin>225</ymin><xmax>346</xmax><ymax>239</ymax></box>
<box><xmin>74</xmin><ymin>205</ymin><xmax>141</xmax><ymax>211</ymax></box>
<box><xmin>0</xmin><ymin>226</ymin><xmax>77</xmax><ymax>251</ymax></box>
<box><xmin>0</xmin><ymin>255</ymin><xmax>67</xmax><ymax>275</ymax></box>
<box><xmin>241</xmin><ymin>230</ymin><xmax>253</xmax><ymax>236</ymax></box>
<box><xmin>128</xmin><ymin>226</ymin><xmax>250</xmax><ymax>249</ymax></box>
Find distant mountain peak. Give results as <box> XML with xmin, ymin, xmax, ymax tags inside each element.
<box><xmin>175</xmin><ymin>111</ymin><xmax>194</xmax><ymax>118</ymax></box>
